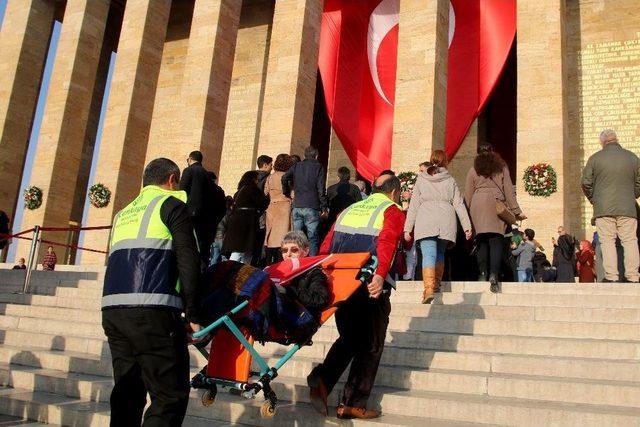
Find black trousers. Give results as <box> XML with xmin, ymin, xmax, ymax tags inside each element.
<box><xmin>476</xmin><ymin>232</ymin><xmax>504</xmax><ymax>277</ymax></box>
<box><xmin>309</xmin><ymin>287</ymin><xmax>391</xmax><ymax>408</ymax></box>
<box><xmin>102</xmin><ymin>308</ymin><xmax>190</xmax><ymax>427</ymax></box>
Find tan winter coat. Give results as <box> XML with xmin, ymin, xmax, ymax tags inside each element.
<box><xmin>464</xmin><ymin>166</ymin><xmax>521</xmax><ymax>235</ymax></box>
<box><xmin>264</xmin><ymin>171</ymin><xmax>292</xmax><ymax>248</ymax></box>
<box><xmin>404</xmin><ymin>168</ymin><xmax>471</xmax><ymax>245</ymax></box>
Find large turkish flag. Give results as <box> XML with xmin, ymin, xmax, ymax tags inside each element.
<box><xmin>318</xmin><ymin>0</ymin><xmax>399</xmax><ymax>182</ymax></box>
<box><xmin>445</xmin><ymin>0</ymin><xmax>517</xmax><ymax>159</ymax></box>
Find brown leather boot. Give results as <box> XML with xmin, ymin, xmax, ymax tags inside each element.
<box><xmin>434</xmin><ymin>262</ymin><xmax>445</xmax><ymax>293</ymax></box>
<box><xmin>307</xmin><ymin>375</ymin><xmax>328</xmax><ymax>416</ymax></box>
<box><xmin>421</xmin><ymin>268</ymin><xmax>436</xmax><ymax>304</ymax></box>
<box><xmin>337</xmin><ymin>404</ymin><xmax>381</xmax><ymax>419</ymax></box>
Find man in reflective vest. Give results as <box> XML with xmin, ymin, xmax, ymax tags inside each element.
<box><xmin>102</xmin><ymin>158</ymin><xmax>202</xmax><ymax>426</ymax></box>
<box><xmin>307</xmin><ymin>173</ymin><xmax>404</xmax><ymax>419</ymax></box>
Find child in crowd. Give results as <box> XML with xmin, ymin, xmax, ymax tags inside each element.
<box><xmin>511</xmin><ymin>228</ymin><xmax>536</xmax><ymax>282</ymax></box>
<box><xmin>577</xmin><ymin>240</ymin><xmax>596</xmax><ymax>283</ymax></box>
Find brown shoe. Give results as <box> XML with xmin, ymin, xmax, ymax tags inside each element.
<box><xmin>337</xmin><ymin>404</ymin><xmax>381</xmax><ymax>419</ymax></box>
<box><xmin>307</xmin><ymin>375</ymin><xmax>328</xmax><ymax>416</ymax></box>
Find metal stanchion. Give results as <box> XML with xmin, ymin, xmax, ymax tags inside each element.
<box><xmin>23</xmin><ymin>225</ymin><xmax>41</xmax><ymax>294</ymax></box>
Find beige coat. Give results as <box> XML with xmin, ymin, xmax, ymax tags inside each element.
<box><xmin>404</xmin><ymin>168</ymin><xmax>471</xmax><ymax>245</ymax></box>
<box><xmin>464</xmin><ymin>166</ymin><xmax>522</xmax><ymax>235</ymax></box>
<box><xmin>264</xmin><ymin>171</ymin><xmax>292</xmax><ymax>248</ymax></box>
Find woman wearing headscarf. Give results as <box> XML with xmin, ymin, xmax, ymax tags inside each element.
<box><xmin>553</xmin><ymin>234</ymin><xmax>577</xmax><ymax>282</ymax></box>
<box><xmin>465</xmin><ymin>144</ymin><xmax>526</xmax><ymax>292</ymax></box>
<box><xmin>405</xmin><ymin>150</ymin><xmax>472</xmax><ymax>303</ymax></box>
<box><xmin>577</xmin><ymin>240</ymin><xmax>596</xmax><ymax>283</ymax></box>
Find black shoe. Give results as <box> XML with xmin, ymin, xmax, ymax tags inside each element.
<box><xmin>489</xmin><ymin>274</ymin><xmax>500</xmax><ymax>293</ymax></box>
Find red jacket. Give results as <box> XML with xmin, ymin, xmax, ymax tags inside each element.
<box><xmin>320</xmin><ymin>203</ymin><xmax>405</xmax><ymax>279</ymax></box>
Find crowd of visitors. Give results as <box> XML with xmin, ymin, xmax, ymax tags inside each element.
<box><xmin>180</xmin><ymin>128</ymin><xmax>640</xmax><ymax>294</ymax></box>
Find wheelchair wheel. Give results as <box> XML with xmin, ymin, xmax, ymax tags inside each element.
<box><xmin>201</xmin><ymin>389</ymin><xmax>216</xmax><ymax>407</ymax></box>
<box><xmin>260</xmin><ymin>400</ymin><xmax>276</xmax><ymax>418</ymax></box>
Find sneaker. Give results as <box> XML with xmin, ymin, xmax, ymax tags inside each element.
<box><xmin>489</xmin><ymin>274</ymin><xmax>500</xmax><ymax>293</ymax></box>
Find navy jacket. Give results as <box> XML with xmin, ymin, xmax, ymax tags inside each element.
<box><xmin>282</xmin><ymin>159</ymin><xmax>328</xmax><ymax>210</ymax></box>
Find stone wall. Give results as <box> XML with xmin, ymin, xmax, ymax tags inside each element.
<box><xmin>565</xmin><ymin>0</ymin><xmax>640</xmax><ymax>240</ymax></box>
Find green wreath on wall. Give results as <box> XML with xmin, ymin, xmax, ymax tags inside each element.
<box><xmin>88</xmin><ymin>183</ymin><xmax>111</xmax><ymax>208</ymax></box>
<box><xmin>522</xmin><ymin>163</ymin><xmax>558</xmax><ymax>197</ymax></box>
<box><xmin>23</xmin><ymin>186</ymin><xmax>43</xmax><ymax>210</ymax></box>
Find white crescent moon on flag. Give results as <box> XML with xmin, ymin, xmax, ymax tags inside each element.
<box><xmin>448</xmin><ymin>1</ymin><xmax>456</xmax><ymax>48</ymax></box>
<box><xmin>367</xmin><ymin>0</ymin><xmax>399</xmax><ymax>105</ymax></box>
<box><xmin>368</xmin><ymin>0</ymin><xmax>455</xmax><ymax>105</ymax></box>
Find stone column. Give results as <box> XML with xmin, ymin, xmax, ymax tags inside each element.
<box><xmin>180</xmin><ymin>0</ymin><xmax>241</xmax><ymax>174</ymax></box>
<box><xmin>449</xmin><ymin>119</ymin><xmax>478</xmax><ymax>193</ymax></box>
<box><xmin>17</xmin><ymin>0</ymin><xmax>111</xmax><ymax>260</ymax></box>
<box><xmin>256</xmin><ymin>0</ymin><xmax>323</xmax><ymax>159</ymax></box>
<box><xmin>0</xmin><ymin>0</ymin><xmax>55</xmax><ymax>222</ymax></box>
<box><xmin>517</xmin><ymin>0</ymin><xmax>566</xmax><ymax>244</ymax></box>
<box><xmin>327</xmin><ymin>130</ymin><xmax>355</xmax><ymax>187</ymax></box>
<box><xmin>83</xmin><ymin>1</ymin><xmax>171</xmax><ymax>264</ymax></box>
<box><xmin>392</xmin><ymin>0</ymin><xmax>449</xmax><ymax>173</ymax></box>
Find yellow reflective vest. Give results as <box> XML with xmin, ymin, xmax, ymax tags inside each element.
<box><xmin>102</xmin><ymin>185</ymin><xmax>188</xmax><ymax>310</ymax></box>
<box><xmin>330</xmin><ymin>192</ymin><xmax>399</xmax><ymax>254</ymax></box>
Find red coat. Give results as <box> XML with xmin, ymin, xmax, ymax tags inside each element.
<box><xmin>577</xmin><ymin>249</ymin><xmax>595</xmax><ymax>283</ymax></box>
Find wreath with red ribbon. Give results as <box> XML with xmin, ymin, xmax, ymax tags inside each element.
<box><xmin>523</xmin><ymin>163</ymin><xmax>558</xmax><ymax>197</ymax></box>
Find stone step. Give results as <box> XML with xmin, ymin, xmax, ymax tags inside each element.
<box><xmin>399</xmin><ymin>282</ymin><xmax>640</xmax><ymax>295</ymax></box>
<box><xmin>0</xmin><ymin>293</ymin><xmax>100</xmax><ymax>310</ymax></box>
<box><xmin>259</xmin><ymin>343</ymin><xmax>640</xmax><ymax>382</ymax></box>
<box><xmin>391</xmin><ymin>292</ymin><xmax>640</xmax><ymax>307</ymax></box>
<box><xmin>389</xmin><ymin>304</ymin><xmax>640</xmax><ymax>323</ymax></box>
<box><xmin>0</xmin><ymin>387</ymin><xmax>256</xmax><ymax>427</ymax></box>
<box><xmin>1</xmin><ymin>308</ymin><xmax>638</xmax><ymax>344</ymax></box>
<box><xmin>2</xmin><ymin>300</ymin><xmax>639</xmax><ymax>327</ymax></box>
<box><xmin>2</xmin><ymin>319</ymin><xmax>638</xmax><ymax>370</ymax></box>
<box><xmin>0</xmin><ymin>385</ymin><xmax>473</xmax><ymax>427</ymax></box>
<box><xmin>0</xmin><ymin>303</ymin><xmax>102</xmax><ymax>324</ymax></box>
<box><xmin>4</xmin><ymin>342</ymin><xmax>640</xmax><ymax>409</ymax></box>
<box><xmin>245</xmin><ymin>356</ymin><xmax>640</xmax><ymax>408</ymax></box>
<box><xmin>2</xmin><ymin>367</ymin><xmax>639</xmax><ymax>427</ymax></box>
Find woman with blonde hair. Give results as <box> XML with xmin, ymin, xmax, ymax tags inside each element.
<box><xmin>404</xmin><ymin>150</ymin><xmax>472</xmax><ymax>303</ymax></box>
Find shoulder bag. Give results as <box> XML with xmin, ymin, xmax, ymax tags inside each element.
<box><xmin>490</xmin><ymin>177</ymin><xmax>517</xmax><ymax>225</ymax></box>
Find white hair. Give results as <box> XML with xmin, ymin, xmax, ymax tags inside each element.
<box><xmin>599</xmin><ymin>129</ymin><xmax>618</xmax><ymax>145</ymax></box>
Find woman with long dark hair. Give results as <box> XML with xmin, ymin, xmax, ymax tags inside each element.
<box><xmin>222</xmin><ymin>171</ymin><xmax>269</xmax><ymax>264</ymax></box>
<box><xmin>264</xmin><ymin>154</ymin><xmax>294</xmax><ymax>265</ymax></box>
<box><xmin>465</xmin><ymin>144</ymin><xmax>526</xmax><ymax>292</ymax></box>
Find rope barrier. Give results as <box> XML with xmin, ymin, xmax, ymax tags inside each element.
<box><xmin>0</xmin><ymin>225</ymin><xmax>112</xmax><ymax>255</ymax></box>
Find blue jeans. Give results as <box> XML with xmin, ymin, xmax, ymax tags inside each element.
<box><xmin>292</xmin><ymin>207</ymin><xmax>320</xmax><ymax>256</ymax></box>
<box><xmin>420</xmin><ymin>238</ymin><xmax>447</xmax><ymax>268</ymax></box>
<box><xmin>517</xmin><ymin>268</ymin><xmax>533</xmax><ymax>282</ymax></box>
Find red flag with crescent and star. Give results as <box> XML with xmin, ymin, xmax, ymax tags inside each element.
<box><xmin>318</xmin><ymin>0</ymin><xmax>399</xmax><ymax>182</ymax></box>
<box><xmin>445</xmin><ymin>0</ymin><xmax>517</xmax><ymax>158</ymax></box>
<box><xmin>318</xmin><ymin>0</ymin><xmax>516</xmax><ymax>178</ymax></box>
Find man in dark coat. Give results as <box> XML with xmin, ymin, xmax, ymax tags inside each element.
<box><xmin>326</xmin><ymin>167</ymin><xmax>362</xmax><ymax>226</ymax></box>
<box><xmin>582</xmin><ymin>129</ymin><xmax>640</xmax><ymax>282</ymax></box>
<box><xmin>282</xmin><ymin>146</ymin><xmax>328</xmax><ymax>256</ymax></box>
<box><xmin>180</xmin><ymin>150</ymin><xmax>214</xmax><ymax>264</ymax></box>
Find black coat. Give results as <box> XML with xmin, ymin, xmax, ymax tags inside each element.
<box><xmin>222</xmin><ymin>184</ymin><xmax>269</xmax><ymax>253</ymax></box>
<box><xmin>553</xmin><ymin>245</ymin><xmax>577</xmax><ymax>283</ymax></box>
<box><xmin>180</xmin><ymin>162</ymin><xmax>210</xmax><ymax>218</ymax></box>
<box><xmin>326</xmin><ymin>180</ymin><xmax>362</xmax><ymax>224</ymax></box>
